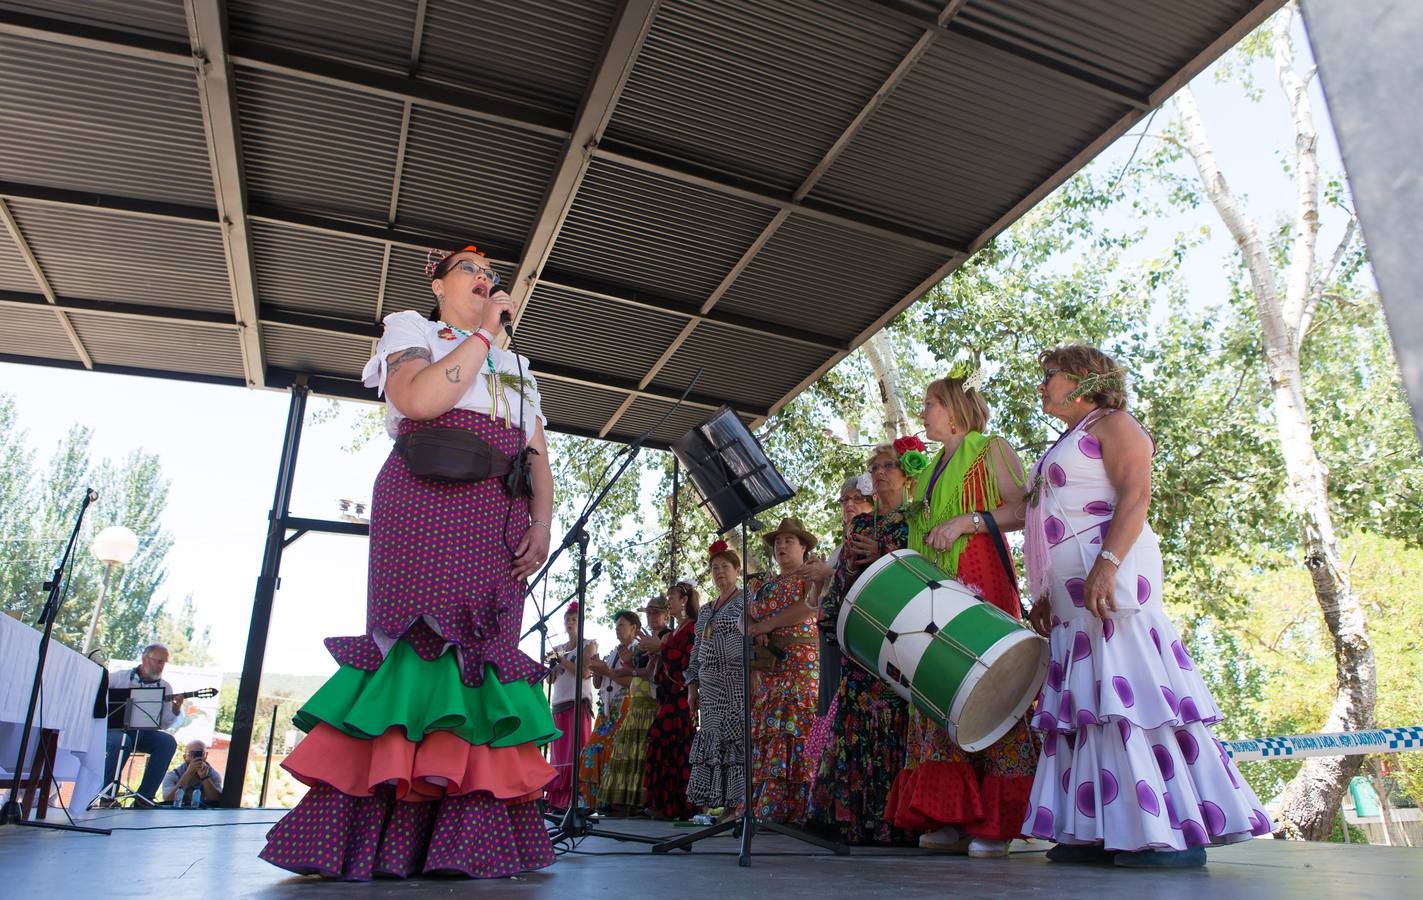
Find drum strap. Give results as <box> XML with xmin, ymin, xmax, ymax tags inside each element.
<box><xmin>980</xmin><ymin>511</ymin><xmax>1029</xmax><ymax>619</ymax></box>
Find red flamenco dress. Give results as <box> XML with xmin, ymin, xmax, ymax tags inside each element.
<box><xmin>259</xmin><ymin>410</ymin><xmax>559</xmax><ymax>880</ymax></box>
<box><xmin>643</xmin><ymin>615</ymin><xmax>698</xmax><ymax>819</ymax></box>
<box><xmin>885</xmin><ymin>442</ymin><xmax>1039</xmax><ymax>842</ymax></box>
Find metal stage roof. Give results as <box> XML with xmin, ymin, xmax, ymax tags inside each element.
<box><xmin>0</xmin><ymin>0</ymin><xmax>1281</xmax><ymax>447</ymax></box>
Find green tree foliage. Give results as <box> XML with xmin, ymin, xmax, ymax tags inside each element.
<box><xmin>0</xmin><ymin>399</ymin><xmax>182</xmax><ymax>662</ymax></box>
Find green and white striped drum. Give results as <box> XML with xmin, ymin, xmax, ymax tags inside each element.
<box><xmin>837</xmin><ymin>549</ymin><xmax>1048</xmax><ymax>752</ymax></box>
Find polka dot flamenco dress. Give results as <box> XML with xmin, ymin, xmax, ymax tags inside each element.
<box><xmin>259</xmin><ymin>409</ymin><xmax>559</xmax><ymax>880</ymax></box>
<box><xmin>1021</xmin><ymin>410</ymin><xmax>1273</xmax><ymax>851</ymax></box>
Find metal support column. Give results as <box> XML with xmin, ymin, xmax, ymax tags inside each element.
<box><xmin>221</xmin><ymin>384</ymin><xmax>308</xmax><ymax>806</ymax></box>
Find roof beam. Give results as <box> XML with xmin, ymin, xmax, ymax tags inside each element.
<box><xmin>507</xmin><ymin>0</ymin><xmax>661</xmax><ymax>333</ymax></box>
<box><xmin>0</xmin><ymin>8</ymin><xmax>190</xmax><ymax>65</ymax></box>
<box><xmin>1</xmin><ymin>8</ymin><xmax>965</xmax><ymax>257</ymax></box>
<box><xmin>0</xmin><ymin>180</ymin><xmax>834</xmax><ymax>350</ymax></box>
<box><xmin>602</xmin><ymin>0</ymin><xmax>965</xmax><ymax>437</ymax></box>
<box><xmin>538</xmin><ymin>268</ymin><xmax>846</xmax><ymax>351</ymax></box>
<box><xmin>0</xmin><ymin>201</ymin><xmax>93</xmax><ymax>367</ymax></box>
<box><xmin>252</xmin><ymin>306</ymin><xmax>765</xmax><ymax>416</ymax></box>
<box><xmin>185</xmin><ymin>0</ymin><xmax>264</xmax><ymax>388</ymax></box>
<box><xmin>0</xmin><ymin>181</ymin><xmax>220</xmax><ymax>225</ymax></box>
<box><xmin>0</xmin><ymin>289</ymin><xmax>238</xmax><ymax>328</ymax></box>
<box><xmin>869</xmin><ymin>0</ymin><xmax>1151</xmax><ymax>110</ymax></box>
<box><xmin>593</xmin><ymin>142</ymin><xmax>966</xmax><ymax>256</ymax></box>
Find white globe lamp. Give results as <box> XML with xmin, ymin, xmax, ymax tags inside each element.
<box><xmin>84</xmin><ymin>526</ymin><xmax>139</xmax><ymax>655</ymax></box>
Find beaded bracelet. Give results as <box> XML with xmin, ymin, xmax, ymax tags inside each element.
<box><xmin>530</xmin><ymin>519</ymin><xmax>551</xmax><ymax>530</ymax></box>
<box><xmin>470</xmin><ymin>330</ymin><xmax>492</xmax><ymax>352</ymax></box>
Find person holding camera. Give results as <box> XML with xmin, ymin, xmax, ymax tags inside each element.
<box><xmin>160</xmin><ymin>740</ymin><xmax>223</xmax><ymax>808</ymax></box>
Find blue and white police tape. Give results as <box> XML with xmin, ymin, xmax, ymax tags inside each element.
<box><xmin>1222</xmin><ymin>726</ymin><xmax>1423</xmax><ymax>762</ymax></box>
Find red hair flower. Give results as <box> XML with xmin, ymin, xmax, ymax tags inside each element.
<box><xmin>893</xmin><ymin>435</ymin><xmax>927</xmax><ymax>456</ymax></box>
<box><xmin>708</xmin><ymin>539</ymin><xmax>729</xmax><ymax>557</ymax></box>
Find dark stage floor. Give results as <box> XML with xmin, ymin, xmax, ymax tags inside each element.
<box><xmin>3</xmin><ymin>809</ymin><xmax>1418</xmax><ymax>898</ymax></box>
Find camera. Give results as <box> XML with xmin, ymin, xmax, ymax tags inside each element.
<box><xmin>191</xmin><ymin>749</ymin><xmax>205</xmax><ymax>759</ymax></box>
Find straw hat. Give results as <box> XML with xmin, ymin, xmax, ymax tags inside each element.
<box><xmin>760</xmin><ymin>516</ymin><xmax>818</xmax><ymax>552</ymax></box>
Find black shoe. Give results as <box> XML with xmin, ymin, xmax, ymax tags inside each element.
<box><xmin>1045</xmin><ymin>843</ymin><xmax>1116</xmax><ymax>864</ymax></box>
<box><xmin>1114</xmin><ymin>847</ymin><xmax>1207</xmax><ymax>868</ymax></box>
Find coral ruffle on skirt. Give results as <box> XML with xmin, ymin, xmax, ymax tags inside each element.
<box><xmin>1023</xmin><ymin>609</ymin><xmax>1273</xmax><ymax>851</ymax></box>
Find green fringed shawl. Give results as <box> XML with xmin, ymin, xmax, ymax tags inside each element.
<box><xmin>908</xmin><ymin>431</ymin><xmax>1000</xmax><ymax>576</ymax></box>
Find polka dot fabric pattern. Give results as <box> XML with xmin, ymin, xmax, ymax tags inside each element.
<box><xmin>1021</xmin><ymin>411</ymin><xmax>1272</xmax><ymax>851</ymax></box>
<box><xmin>259</xmin><ymin>407</ymin><xmax>555</xmax><ymax>880</ymax></box>
<box><xmin>259</xmin><ymin>784</ymin><xmax>554</xmax><ymax>880</ymax></box>
<box><xmin>326</xmin><ymin>409</ymin><xmax>546</xmax><ymax>689</ymax></box>
<box><xmin>749</xmin><ymin>573</ymin><xmax>819</xmax><ymax>823</ymax></box>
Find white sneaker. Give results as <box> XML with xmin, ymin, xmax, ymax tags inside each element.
<box><xmin>919</xmin><ymin>825</ymin><xmax>964</xmax><ymax>850</ymax></box>
<box><xmin>968</xmin><ymin>838</ymin><xmax>1010</xmax><ymax>858</ymax></box>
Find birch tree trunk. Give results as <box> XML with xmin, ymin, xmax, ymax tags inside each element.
<box><xmin>863</xmin><ymin>331</ymin><xmax>912</xmax><ymax>439</ymax></box>
<box><xmin>1174</xmin><ymin>4</ymin><xmax>1375</xmax><ymax>842</ymax></box>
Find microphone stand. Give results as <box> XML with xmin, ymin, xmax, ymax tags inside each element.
<box><xmin>0</xmin><ymin>488</ymin><xmax>111</xmax><ymax>835</ymax></box>
<box><xmin>540</xmin><ymin>438</ymin><xmax>665</xmax><ymax>847</ymax></box>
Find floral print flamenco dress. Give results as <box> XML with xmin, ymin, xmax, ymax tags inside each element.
<box><xmin>259</xmin><ymin>409</ymin><xmax>559</xmax><ymax>878</ymax></box>
<box><xmin>749</xmin><ymin>573</ymin><xmax>818</xmax><ymax>823</ymax></box>
<box><xmin>807</xmin><ymin>509</ymin><xmax>910</xmax><ymax>845</ymax></box>
<box><xmin>1022</xmin><ymin>410</ymin><xmax>1273</xmax><ymax>851</ymax></box>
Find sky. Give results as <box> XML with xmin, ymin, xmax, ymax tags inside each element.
<box><xmin>0</xmin><ymin>18</ymin><xmax>1365</xmax><ymax>688</ymax></box>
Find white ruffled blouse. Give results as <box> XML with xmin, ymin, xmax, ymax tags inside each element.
<box><xmin>360</xmin><ymin>310</ymin><xmax>547</xmax><ymax>440</ymax></box>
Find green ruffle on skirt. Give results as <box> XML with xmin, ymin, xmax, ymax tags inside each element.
<box><xmin>294</xmin><ymin>640</ymin><xmax>559</xmax><ymax>748</ymax></box>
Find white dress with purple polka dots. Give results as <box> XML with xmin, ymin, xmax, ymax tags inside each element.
<box><xmin>1021</xmin><ymin>411</ymin><xmax>1273</xmax><ymax>850</ymax></box>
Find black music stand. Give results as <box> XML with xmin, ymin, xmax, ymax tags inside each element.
<box><xmin>92</xmin><ymin>687</ymin><xmax>166</xmax><ymax>809</ymax></box>
<box><xmin>654</xmin><ymin>407</ymin><xmax>846</xmax><ymax>863</ymax></box>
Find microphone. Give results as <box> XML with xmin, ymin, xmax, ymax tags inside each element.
<box><xmin>499</xmin><ymin>310</ymin><xmax>514</xmax><ymax>338</ymax></box>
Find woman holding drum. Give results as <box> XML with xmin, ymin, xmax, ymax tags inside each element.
<box><xmin>746</xmin><ymin>517</ymin><xmax>821</xmax><ymax>824</ymax></box>
<box><xmin>885</xmin><ymin>373</ymin><xmax>1039</xmax><ymax>858</ymax></box>
<box><xmin>805</xmin><ymin>444</ymin><xmax>913</xmax><ymax>845</ymax></box>
<box><xmin>1021</xmin><ymin>345</ymin><xmax>1271</xmax><ymax>868</ymax></box>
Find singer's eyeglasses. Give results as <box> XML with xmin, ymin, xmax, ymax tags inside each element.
<box><xmin>1040</xmin><ymin>367</ymin><xmax>1067</xmax><ymax>386</ymax></box>
<box><xmin>451</xmin><ymin>259</ymin><xmax>500</xmax><ymax>287</ymax></box>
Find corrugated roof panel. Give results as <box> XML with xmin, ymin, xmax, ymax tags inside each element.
<box><xmin>67</xmin><ymin>312</ymin><xmax>246</xmax><ymax>379</ymax></box>
<box><xmin>534</xmin><ymin>379</ymin><xmax>628</xmax><ymax>434</ymax></box>
<box><xmin>9</xmin><ymin>202</ymin><xmax>231</xmax><ymax>312</ymax></box>
<box><xmin>650</xmin><ymin>323</ymin><xmax>829</xmax><ymax>411</ymax></box>
<box><xmin>549</xmin><ymin>159</ymin><xmax>778</xmax><ymax>305</ymax></box>
<box><xmin>252</xmin><ymin>221</ymin><xmax>383</xmax><ymax>320</ymax></box>
<box><xmin>262</xmin><ymin>322</ymin><xmax>371</xmax><ymax>378</ymax></box>
<box><xmin>716</xmin><ymin>215</ymin><xmax>942</xmax><ymax>339</ymax></box>
<box><xmin>0</xmin><ymin>306</ymin><xmax>83</xmax><ymax>361</ymax></box>
<box><xmin>238</xmin><ymin>70</ymin><xmax>406</xmax><ymax>223</ymax></box>
<box><xmin>0</xmin><ymin>35</ymin><xmax>216</xmax><ymax>207</ymax></box>
<box><xmin>612</xmin><ymin>397</ymin><xmax>748</xmax><ymax>448</ymax></box>
<box><xmin>0</xmin><ymin>0</ymin><xmax>189</xmax><ymax>38</ymax></box>
<box><xmin>0</xmin><ymin>229</ymin><xmax>37</xmax><ymax>293</ymax></box>
<box><xmin>517</xmin><ymin>282</ymin><xmax>686</xmax><ymax>382</ymax></box>
<box><xmin>418</xmin><ymin>0</ymin><xmax>617</xmax><ymax>116</ymax></box>
<box><xmin>230</xmin><ymin>0</ymin><xmax>416</xmax><ymax>71</ymax></box>
<box><xmin>608</xmin><ymin>0</ymin><xmax>923</xmax><ymax>193</ymax></box>
<box><xmin>380</xmin><ymin>246</ymin><xmax>517</xmax><ymax>321</ymax></box>
<box><xmin>961</xmin><ymin>0</ymin><xmax>1244</xmax><ymax>97</ymax></box>
<box><xmin>395</xmin><ymin>109</ymin><xmax>563</xmax><ymax>248</ymax></box>
<box><xmin>810</xmin><ymin>32</ymin><xmax>1128</xmax><ymax>245</ymax></box>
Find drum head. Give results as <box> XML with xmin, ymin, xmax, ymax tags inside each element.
<box><xmin>954</xmin><ymin>633</ymin><xmax>1047</xmax><ymax>752</ymax></box>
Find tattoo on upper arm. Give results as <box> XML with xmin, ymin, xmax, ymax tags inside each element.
<box><xmin>387</xmin><ymin>347</ymin><xmax>432</xmax><ymax>376</ymax></box>
<box><xmin>444</xmin><ymin>364</ymin><xmax>461</xmax><ymax>384</ymax></box>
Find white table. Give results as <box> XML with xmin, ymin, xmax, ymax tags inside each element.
<box><xmin>0</xmin><ymin>614</ymin><xmax>108</xmax><ymax>814</ymax></box>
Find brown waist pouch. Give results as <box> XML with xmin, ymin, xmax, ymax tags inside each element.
<box><xmin>395</xmin><ymin>426</ymin><xmax>516</xmax><ymax>485</ymax></box>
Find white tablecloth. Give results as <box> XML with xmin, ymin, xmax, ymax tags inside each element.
<box><xmin>0</xmin><ymin>614</ymin><xmax>108</xmax><ymax>813</ymax></box>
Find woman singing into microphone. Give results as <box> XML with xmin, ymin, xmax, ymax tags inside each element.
<box><xmin>260</xmin><ymin>244</ymin><xmax>560</xmax><ymax>881</ymax></box>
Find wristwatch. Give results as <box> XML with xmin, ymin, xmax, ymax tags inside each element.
<box><xmin>970</xmin><ymin>511</ymin><xmax>983</xmax><ymax>533</ymax></box>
